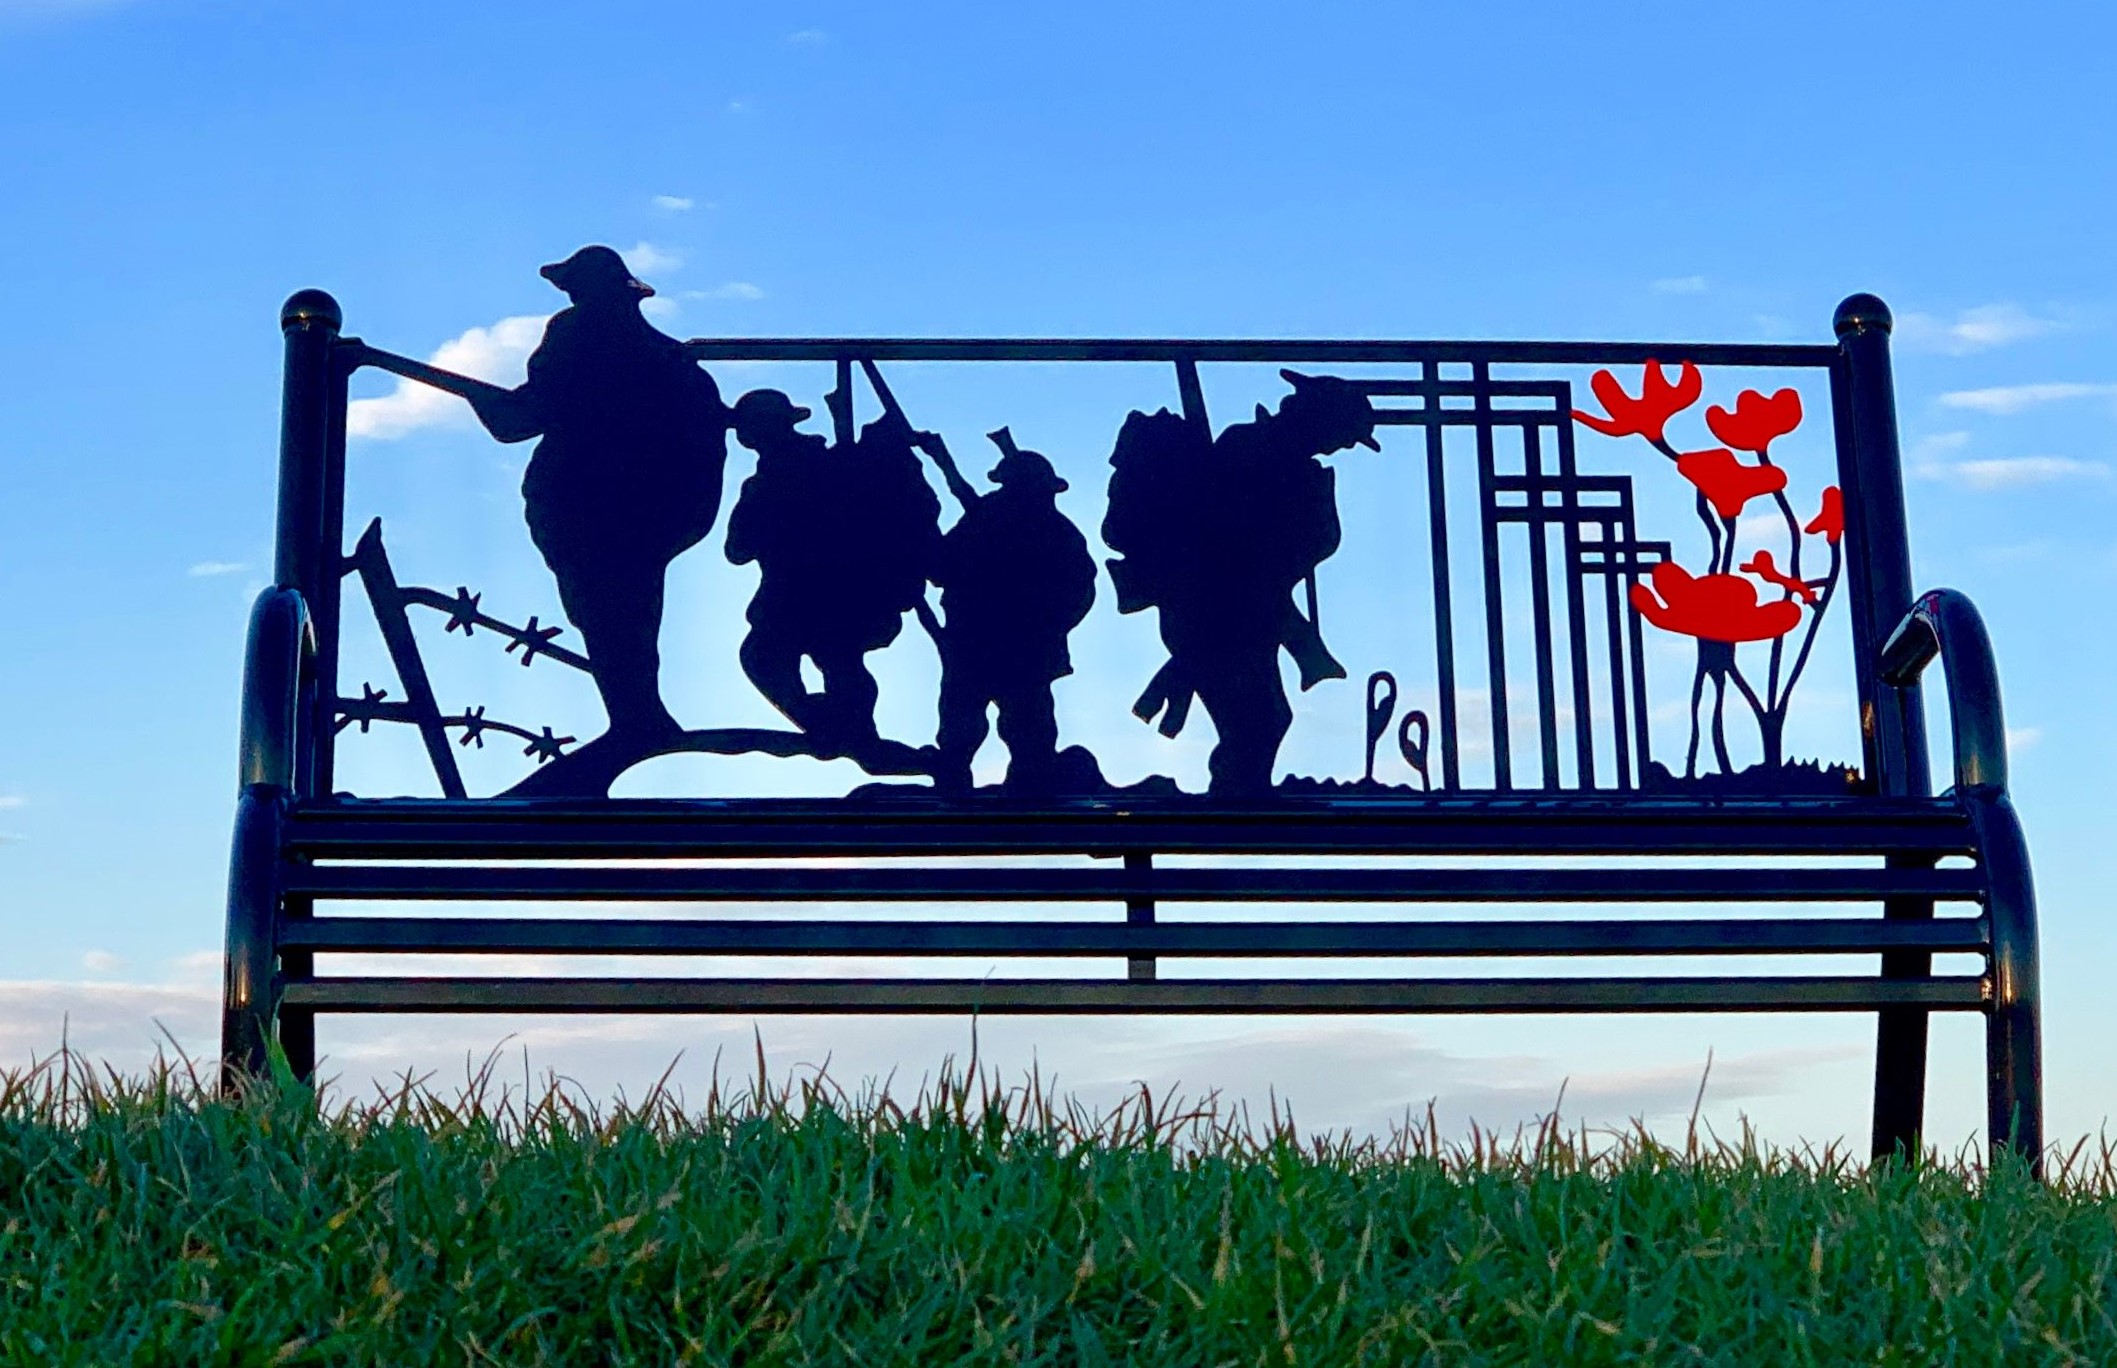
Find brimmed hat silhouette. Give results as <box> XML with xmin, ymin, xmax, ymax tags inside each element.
<box><xmin>541</xmin><ymin>245</ymin><xmax>655</xmax><ymax>300</ymax></box>
<box><xmin>1279</xmin><ymin>369</ymin><xmax>1381</xmax><ymax>451</ymax></box>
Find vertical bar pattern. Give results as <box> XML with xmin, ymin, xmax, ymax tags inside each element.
<box><xmin>1599</xmin><ymin>540</ymin><xmax>1630</xmax><ymax>789</ymax></box>
<box><xmin>1474</xmin><ymin>365</ymin><xmax>1511</xmax><ymax>790</ymax></box>
<box><xmin>1623</xmin><ymin>486</ymin><xmax>1656</xmax><ymax>787</ymax></box>
<box><xmin>1555</xmin><ymin>419</ymin><xmax>1596</xmax><ymax>788</ymax></box>
<box><xmin>1521</xmin><ymin>424</ymin><xmax>1562</xmax><ymax>788</ymax></box>
<box><xmin>1423</xmin><ymin>364</ymin><xmax>1460</xmax><ymax>790</ymax></box>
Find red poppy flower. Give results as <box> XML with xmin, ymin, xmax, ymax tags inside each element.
<box><xmin>1573</xmin><ymin>360</ymin><xmax>1702</xmax><ymax>444</ymax></box>
<box><xmin>1804</xmin><ymin>486</ymin><xmax>1844</xmax><ymax>545</ymax></box>
<box><xmin>1739</xmin><ymin>549</ymin><xmax>1817</xmax><ymax>604</ymax></box>
<box><xmin>1675</xmin><ymin>447</ymin><xmax>1789</xmax><ymax>519</ymax></box>
<box><xmin>1705</xmin><ymin>387</ymin><xmax>1803</xmax><ymax>454</ymax></box>
<box><xmin>1631</xmin><ymin>562</ymin><xmax>1802</xmax><ymax>643</ymax></box>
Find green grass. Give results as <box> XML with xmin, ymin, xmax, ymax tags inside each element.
<box><xmin>3</xmin><ymin>1046</ymin><xmax>2113</xmax><ymax>1366</ymax></box>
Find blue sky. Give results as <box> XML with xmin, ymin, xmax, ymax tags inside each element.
<box><xmin>1</xmin><ymin>0</ymin><xmax>2113</xmax><ymax>1150</ymax></box>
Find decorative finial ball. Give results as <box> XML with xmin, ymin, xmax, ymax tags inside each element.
<box><xmin>281</xmin><ymin>289</ymin><xmax>343</xmax><ymax>332</ymax></box>
<box><xmin>1833</xmin><ymin>293</ymin><xmax>1892</xmax><ymax>339</ymax></box>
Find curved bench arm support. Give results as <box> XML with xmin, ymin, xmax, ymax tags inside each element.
<box><xmin>236</xmin><ymin>587</ymin><xmax>315</xmax><ymax>793</ymax></box>
<box><xmin>224</xmin><ymin>586</ymin><xmax>313</xmax><ymax>1091</ymax></box>
<box><xmin>1878</xmin><ymin>588</ymin><xmax>2007</xmax><ymax>795</ymax></box>
<box><xmin>1878</xmin><ymin>587</ymin><xmax>2041</xmax><ymax>1173</ymax></box>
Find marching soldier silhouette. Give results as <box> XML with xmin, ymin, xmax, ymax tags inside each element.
<box><xmin>1103</xmin><ymin>370</ymin><xmax>1378</xmax><ymax>795</ymax></box>
<box><xmin>925</xmin><ymin>427</ymin><xmax>1099</xmax><ymax>794</ymax></box>
<box><xmin>725</xmin><ymin>386</ymin><xmax>941</xmax><ymax>770</ymax></box>
<box><xmin>460</xmin><ymin>245</ymin><xmax>728</xmax><ymax>745</ymax></box>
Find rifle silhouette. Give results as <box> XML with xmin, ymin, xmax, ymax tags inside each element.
<box><xmin>839</xmin><ymin>357</ymin><xmax>955</xmax><ymax>644</ymax></box>
<box><xmin>858</xmin><ymin>358</ymin><xmax>980</xmax><ymax>512</ymax></box>
<box><xmin>359</xmin><ymin>349</ymin><xmax>544</xmax><ymax>442</ymax></box>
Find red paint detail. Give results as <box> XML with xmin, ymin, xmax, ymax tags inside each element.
<box><xmin>1804</xmin><ymin>486</ymin><xmax>1844</xmax><ymax>545</ymax></box>
<box><xmin>1675</xmin><ymin>447</ymin><xmax>1789</xmax><ymax>519</ymax></box>
<box><xmin>1705</xmin><ymin>387</ymin><xmax>1803</xmax><ymax>453</ymax></box>
<box><xmin>1572</xmin><ymin>360</ymin><xmax>1703</xmax><ymax>444</ymax></box>
<box><xmin>1630</xmin><ymin>562</ymin><xmax>1802</xmax><ymax>643</ymax></box>
<box><xmin>1739</xmin><ymin>549</ymin><xmax>1817</xmax><ymax>604</ymax></box>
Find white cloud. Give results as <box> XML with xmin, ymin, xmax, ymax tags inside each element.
<box><xmin>2007</xmin><ymin>726</ymin><xmax>2042</xmax><ymax>752</ymax></box>
<box><xmin>687</xmin><ymin>282</ymin><xmax>764</xmax><ymax>302</ymax></box>
<box><xmin>0</xmin><ymin>990</ymin><xmax>1859</xmax><ymax>1147</ymax></box>
<box><xmin>0</xmin><ymin>795</ymin><xmax>23</xmax><ymax>809</ymax></box>
<box><xmin>82</xmin><ymin>951</ymin><xmax>124</xmax><ymax>974</ymax></box>
<box><xmin>0</xmin><ymin>978</ymin><xmax>218</xmax><ymax>1072</ymax></box>
<box><xmin>788</xmin><ymin>27</ymin><xmax>827</xmax><ymax>43</ymax></box>
<box><xmin>640</xmin><ymin>295</ymin><xmax>682</xmax><ymax>324</ymax></box>
<box><xmin>1911</xmin><ymin>430</ymin><xmax>1972</xmax><ymax>460</ymax></box>
<box><xmin>623</xmin><ymin>241</ymin><xmax>683</xmax><ymax>277</ymax></box>
<box><xmin>1911</xmin><ymin>432</ymin><xmax>2111</xmax><ymax>489</ymax></box>
<box><xmin>651</xmin><ymin>195</ymin><xmax>694</xmax><ymax>212</ymax></box>
<box><xmin>1919</xmin><ymin>455</ymin><xmax>2109</xmax><ymax>490</ymax></box>
<box><xmin>346</xmin><ymin>313</ymin><xmax>548</xmax><ymax>441</ymax></box>
<box><xmin>1938</xmin><ymin>382</ymin><xmax>2117</xmax><ymax>415</ymax></box>
<box><xmin>187</xmin><ymin>560</ymin><xmax>246</xmax><ymax>577</ymax></box>
<box><xmin>1898</xmin><ymin>304</ymin><xmax>2058</xmax><ymax>355</ymax></box>
<box><xmin>727</xmin><ymin>99</ymin><xmax>751</xmax><ymax>114</ymax></box>
<box><xmin>1651</xmin><ymin>275</ymin><xmax>1707</xmax><ymax>295</ymax></box>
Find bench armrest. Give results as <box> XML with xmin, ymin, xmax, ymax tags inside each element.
<box><xmin>237</xmin><ymin>586</ymin><xmax>315</xmax><ymax>792</ymax></box>
<box><xmin>1878</xmin><ymin>588</ymin><xmax>2008</xmax><ymax>794</ymax></box>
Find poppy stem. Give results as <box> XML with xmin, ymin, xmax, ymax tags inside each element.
<box><xmin>1685</xmin><ymin>658</ymin><xmax>1707</xmax><ymax>781</ymax></box>
<box><xmin>1779</xmin><ymin>539</ymin><xmax>1843</xmax><ymax>718</ymax></box>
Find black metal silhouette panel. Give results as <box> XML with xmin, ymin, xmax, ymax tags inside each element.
<box><xmin>325</xmin><ymin>246</ymin><xmax>1859</xmax><ymax>803</ymax></box>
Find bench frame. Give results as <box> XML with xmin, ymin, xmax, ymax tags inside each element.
<box><xmin>222</xmin><ymin>290</ymin><xmax>2042</xmax><ymax>1172</ymax></box>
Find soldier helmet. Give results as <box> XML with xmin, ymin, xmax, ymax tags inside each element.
<box><xmin>990</xmin><ymin>449</ymin><xmax>1068</xmax><ymax>494</ymax></box>
<box><xmin>985</xmin><ymin>427</ymin><xmax>1068</xmax><ymax>493</ymax></box>
<box><xmin>541</xmin><ymin>245</ymin><xmax>655</xmax><ymax>300</ymax></box>
<box><xmin>731</xmin><ymin>389</ymin><xmax>814</xmax><ymax>443</ymax></box>
<box><xmin>1278</xmin><ymin>370</ymin><xmax>1381</xmax><ymax>451</ymax></box>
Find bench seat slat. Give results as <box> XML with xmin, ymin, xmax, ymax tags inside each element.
<box><xmin>280</xmin><ymin>915</ymin><xmax>1990</xmax><ymax>958</ymax></box>
<box><xmin>287</xmin><ymin>864</ymin><xmax>1984</xmax><ymax>903</ymax></box>
<box><xmin>280</xmin><ymin>975</ymin><xmax>1990</xmax><ymax>1014</ymax></box>
<box><xmin>283</xmin><ymin>797</ymin><xmax>1977</xmax><ymax>860</ymax></box>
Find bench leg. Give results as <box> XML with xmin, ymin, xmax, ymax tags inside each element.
<box><xmin>278</xmin><ymin>892</ymin><xmax>317</xmax><ymax>1083</ymax></box>
<box><xmin>1870</xmin><ymin>1008</ymin><xmax>1929</xmax><ymax>1165</ymax></box>
<box><xmin>1869</xmin><ymin>854</ymin><xmax>1935</xmax><ymax>1166</ymax></box>
<box><xmin>221</xmin><ymin>786</ymin><xmax>284</xmax><ymax>1095</ymax></box>
<box><xmin>1968</xmin><ymin>791</ymin><xmax>2043</xmax><ymax>1177</ymax></box>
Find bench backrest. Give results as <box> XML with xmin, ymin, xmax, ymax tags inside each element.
<box><xmin>264</xmin><ymin>284</ymin><xmax>1928</xmax><ymax>812</ymax></box>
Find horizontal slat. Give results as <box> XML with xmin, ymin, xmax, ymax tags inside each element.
<box><xmin>287</xmin><ymin>864</ymin><xmax>1983</xmax><ymax>903</ymax></box>
<box><xmin>668</xmin><ymin>338</ymin><xmax>1839</xmax><ymax>368</ymax></box>
<box><xmin>281</xmin><ymin>975</ymin><xmax>1990</xmax><ymax>1015</ymax></box>
<box><xmin>286</xmin><ymin>797</ymin><xmax>1975</xmax><ymax>860</ymax></box>
<box><xmin>281</xmin><ymin>915</ymin><xmax>1991</xmax><ymax>958</ymax></box>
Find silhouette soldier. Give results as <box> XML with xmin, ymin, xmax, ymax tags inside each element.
<box><xmin>1102</xmin><ymin>370</ymin><xmax>1378</xmax><ymax>795</ymax></box>
<box><xmin>925</xmin><ymin>427</ymin><xmax>1098</xmax><ymax>794</ymax></box>
<box><xmin>725</xmin><ymin>388</ymin><xmax>941</xmax><ymax>767</ymax></box>
<box><xmin>464</xmin><ymin>245</ymin><xmax>727</xmax><ymax>743</ymax></box>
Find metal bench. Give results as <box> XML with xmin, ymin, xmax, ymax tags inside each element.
<box><xmin>222</xmin><ymin>263</ymin><xmax>2041</xmax><ymax>1171</ymax></box>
